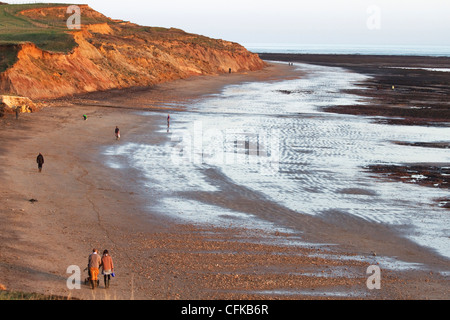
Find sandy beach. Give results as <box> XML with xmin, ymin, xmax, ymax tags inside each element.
<box><xmin>0</xmin><ymin>61</ymin><xmax>449</xmax><ymax>301</ymax></box>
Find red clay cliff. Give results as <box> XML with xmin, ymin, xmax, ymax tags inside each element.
<box><xmin>0</xmin><ymin>5</ymin><xmax>266</xmax><ymax>101</ymax></box>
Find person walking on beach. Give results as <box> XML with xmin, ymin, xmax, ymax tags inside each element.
<box><xmin>101</xmin><ymin>249</ymin><xmax>114</xmax><ymax>289</ymax></box>
<box><xmin>115</xmin><ymin>126</ymin><xmax>120</xmax><ymax>140</ymax></box>
<box><xmin>36</xmin><ymin>153</ymin><xmax>44</xmax><ymax>173</ymax></box>
<box><xmin>15</xmin><ymin>106</ymin><xmax>20</xmax><ymax>120</ymax></box>
<box><xmin>88</xmin><ymin>248</ymin><xmax>102</xmax><ymax>289</ymax></box>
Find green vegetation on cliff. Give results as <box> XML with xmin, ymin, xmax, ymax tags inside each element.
<box><xmin>0</xmin><ymin>2</ymin><xmax>264</xmax><ymax>99</ymax></box>
<box><xmin>0</xmin><ymin>3</ymin><xmax>78</xmax><ymax>54</ymax></box>
<box><xmin>0</xmin><ymin>3</ymin><xmax>237</xmax><ymax>72</ymax></box>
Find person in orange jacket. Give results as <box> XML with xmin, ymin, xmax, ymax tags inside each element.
<box><xmin>88</xmin><ymin>248</ymin><xmax>101</xmax><ymax>289</ymax></box>
<box><xmin>101</xmin><ymin>249</ymin><xmax>114</xmax><ymax>289</ymax></box>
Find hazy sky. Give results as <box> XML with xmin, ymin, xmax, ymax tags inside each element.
<box><xmin>7</xmin><ymin>0</ymin><xmax>450</xmax><ymax>46</ymax></box>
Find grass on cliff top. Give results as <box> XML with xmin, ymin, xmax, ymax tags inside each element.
<box><xmin>0</xmin><ymin>3</ymin><xmax>86</xmax><ymax>54</ymax></box>
<box><xmin>0</xmin><ymin>3</ymin><xmax>76</xmax><ymax>73</ymax></box>
<box><xmin>0</xmin><ymin>2</ymin><xmax>243</xmax><ymax>74</ymax></box>
<box><xmin>0</xmin><ymin>3</ymin><xmax>104</xmax><ymax>72</ymax></box>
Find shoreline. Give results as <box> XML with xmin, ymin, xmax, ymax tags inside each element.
<box><xmin>258</xmin><ymin>53</ymin><xmax>450</xmax><ymax>126</ymax></box>
<box><xmin>1</xmin><ymin>60</ymin><xmax>449</xmax><ymax>300</ymax></box>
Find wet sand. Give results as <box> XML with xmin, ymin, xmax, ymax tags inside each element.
<box><xmin>259</xmin><ymin>53</ymin><xmax>450</xmax><ymax>126</ymax></box>
<box><xmin>260</xmin><ymin>53</ymin><xmax>450</xmax><ymax>212</ymax></box>
<box><xmin>0</xmin><ymin>61</ymin><xmax>449</xmax><ymax>301</ymax></box>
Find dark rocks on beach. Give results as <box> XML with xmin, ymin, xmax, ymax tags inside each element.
<box><xmin>259</xmin><ymin>53</ymin><xmax>450</xmax><ymax>127</ymax></box>
<box><xmin>364</xmin><ymin>164</ymin><xmax>450</xmax><ymax>210</ymax></box>
<box><xmin>436</xmin><ymin>198</ymin><xmax>450</xmax><ymax>209</ymax></box>
<box><xmin>364</xmin><ymin>164</ymin><xmax>450</xmax><ymax>190</ymax></box>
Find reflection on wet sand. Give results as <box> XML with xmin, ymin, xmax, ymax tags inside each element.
<box><xmin>103</xmin><ymin>63</ymin><xmax>450</xmax><ymax>272</ymax></box>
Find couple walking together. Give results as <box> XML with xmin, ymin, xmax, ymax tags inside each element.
<box><xmin>88</xmin><ymin>249</ymin><xmax>114</xmax><ymax>289</ymax></box>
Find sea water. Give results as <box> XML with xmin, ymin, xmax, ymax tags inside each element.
<box><xmin>103</xmin><ymin>63</ymin><xmax>450</xmax><ymax>264</ymax></box>
<box><xmin>243</xmin><ymin>43</ymin><xmax>450</xmax><ymax>57</ymax></box>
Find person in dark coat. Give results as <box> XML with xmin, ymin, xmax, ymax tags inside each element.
<box><xmin>36</xmin><ymin>153</ymin><xmax>44</xmax><ymax>173</ymax></box>
<box><xmin>115</xmin><ymin>126</ymin><xmax>120</xmax><ymax>140</ymax></box>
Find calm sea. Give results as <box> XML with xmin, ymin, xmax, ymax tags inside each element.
<box><xmin>244</xmin><ymin>43</ymin><xmax>450</xmax><ymax>57</ymax></box>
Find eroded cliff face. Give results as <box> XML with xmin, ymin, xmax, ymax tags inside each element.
<box><xmin>0</xmin><ymin>5</ymin><xmax>266</xmax><ymax>101</ymax></box>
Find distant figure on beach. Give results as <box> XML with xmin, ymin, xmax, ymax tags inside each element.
<box><xmin>36</xmin><ymin>153</ymin><xmax>44</xmax><ymax>173</ymax></box>
<box><xmin>83</xmin><ymin>114</ymin><xmax>87</xmax><ymax>121</ymax></box>
<box><xmin>229</xmin><ymin>68</ymin><xmax>232</xmax><ymax>74</ymax></box>
<box><xmin>15</xmin><ymin>106</ymin><xmax>20</xmax><ymax>120</ymax></box>
<box><xmin>167</xmin><ymin>114</ymin><xmax>170</xmax><ymax>127</ymax></box>
<box><xmin>88</xmin><ymin>248</ymin><xmax>102</xmax><ymax>289</ymax></box>
<box><xmin>115</xmin><ymin>126</ymin><xmax>120</xmax><ymax>140</ymax></box>
<box><xmin>101</xmin><ymin>249</ymin><xmax>114</xmax><ymax>289</ymax></box>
